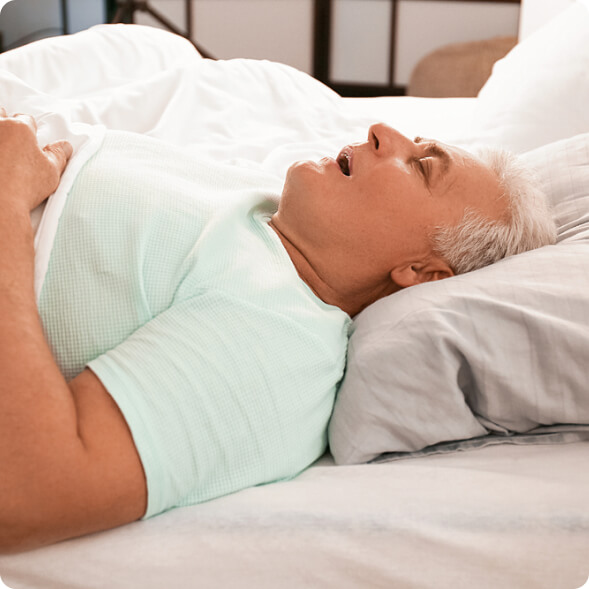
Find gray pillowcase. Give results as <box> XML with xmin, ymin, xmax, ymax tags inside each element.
<box><xmin>328</xmin><ymin>133</ymin><xmax>589</xmax><ymax>465</ymax></box>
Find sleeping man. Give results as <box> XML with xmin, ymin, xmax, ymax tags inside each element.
<box><xmin>0</xmin><ymin>109</ymin><xmax>556</xmax><ymax>552</ymax></box>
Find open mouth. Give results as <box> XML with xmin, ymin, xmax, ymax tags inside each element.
<box><xmin>336</xmin><ymin>147</ymin><xmax>352</xmax><ymax>176</ymax></box>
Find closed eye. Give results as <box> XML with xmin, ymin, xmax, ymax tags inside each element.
<box><xmin>415</xmin><ymin>157</ymin><xmax>433</xmax><ymax>185</ymax></box>
<box><xmin>420</xmin><ymin>158</ymin><xmax>432</xmax><ymax>176</ymax></box>
<box><xmin>414</xmin><ymin>137</ymin><xmax>451</xmax><ymax>185</ymax></box>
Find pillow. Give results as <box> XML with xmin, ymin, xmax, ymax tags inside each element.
<box><xmin>328</xmin><ymin>133</ymin><xmax>589</xmax><ymax>465</ymax></box>
<box><xmin>472</xmin><ymin>1</ymin><xmax>589</xmax><ymax>153</ymax></box>
<box><xmin>520</xmin><ymin>134</ymin><xmax>589</xmax><ymax>242</ymax></box>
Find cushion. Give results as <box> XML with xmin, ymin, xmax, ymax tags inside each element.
<box><xmin>328</xmin><ymin>133</ymin><xmax>589</xmax><ymax>465</ymax></box>
<box><xmin>472</xmin><ymin>1</ymin><xmax>589</xmax><ymax>153</ymax></box>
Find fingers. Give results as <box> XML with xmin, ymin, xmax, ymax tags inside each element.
<box><xmin>0</xmin><ymin>107</ymin><xmax>73</xmax><ymax>178</ymax></box>
<box><xmin>0</xmin><ymin>109</ymin><xmax>38</xmax><ymax>132</ymax></box>
<box><xmin>43</xmin><ymin>140</ymin><xmax>74</xmax><ymax>176</ymax></box>
<box><xmin>13</xmin><ymin>113</ymin><xmax>38</xmax><ymax>133</ymax></box>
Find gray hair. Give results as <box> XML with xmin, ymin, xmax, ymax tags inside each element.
<box><xmin>431</xmin><ymin>147</ymin><xmax>557</xmax><ymax>274</ymax></box>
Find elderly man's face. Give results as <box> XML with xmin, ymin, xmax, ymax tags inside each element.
<box><xmin>272</xmin><ymin>123</ymin><xmax>506</xmax><ymax>294</ymax></box>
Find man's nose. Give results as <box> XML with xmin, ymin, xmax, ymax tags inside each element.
<box><xmin>368</xmin><ymin>123</ymin><xmax>413</xmax><ymax>155</ymax></box>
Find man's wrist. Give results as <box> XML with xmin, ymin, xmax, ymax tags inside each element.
<box><xmin>0</xmin><ymin>191</ymin><xmax>36</xmax><ymax>220</ymax></box>
<box><xmin>0</xmin><ymin>200</ymin><xmax>36</xmax><ymax>296</ymax></box>
<box><xmin>0</xmin><ymin>203</ymin><xmax>34</xmax><ymax>239</ymax></box>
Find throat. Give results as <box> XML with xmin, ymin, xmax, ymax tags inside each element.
<box><xmin>267</xmin><ymin>217</ymin><xmax>347</xmax><ymax>311</ymax></box>
<box><xmin>267</xmin><ymin>216</ymin><xmax>391</xmax><ymax>317</ymax></box>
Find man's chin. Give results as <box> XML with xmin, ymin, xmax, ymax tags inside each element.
<box><xmin>287</xmin><ymin>159</ymin><xmax>319</xmax><ymax>175</ymax></box>
<box><xmin>283</xmin><ymin>160</ymin><xmax>316</xmax><ymax>191</ymax></box>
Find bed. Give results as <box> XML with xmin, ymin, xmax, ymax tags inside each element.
<box><xmin>1</xmin><ymin>1</ymin><xmax>588</xmax><ymax>587</ymax></box>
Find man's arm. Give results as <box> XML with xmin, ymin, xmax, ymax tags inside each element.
<box><xmin>0</xmin><ymin>111</ymin><xmax>147</xmax><ymax>553</ymax></box>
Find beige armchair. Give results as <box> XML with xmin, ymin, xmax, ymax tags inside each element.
<box><xmin>407</xmin><ymin>36</ymin><xmax>517</xmax><ymax>97</ymax></box>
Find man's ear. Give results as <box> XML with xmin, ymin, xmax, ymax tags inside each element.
<box><xmin>390</xmin><ymin>258</ymin><xmax>454</xmax><ymax>289</ymax></box>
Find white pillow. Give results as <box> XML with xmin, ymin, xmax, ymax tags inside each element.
<box><xmin>472</xmin><ymin>1</ymin><xmax>589</xmax><ymax>153</ymax></box>
<box><xmin>520</xmin><ymin>134</ymin><xmax>589</xmax><ymax>242</ymax></box>
<box><xmin>328</xmin><ymin>133</ymin><xmax>589</xmax><ymax>465</ymax></box>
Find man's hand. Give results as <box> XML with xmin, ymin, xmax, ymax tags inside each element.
<box><xmin>0</xmin><ymin>108</ymin><xmax>73</xmax><ymax>213</ymax></box>
<box><xmin>0</xmin><ymin>108</ymin><xmax>147</xmax><ymax>553</ymax></box>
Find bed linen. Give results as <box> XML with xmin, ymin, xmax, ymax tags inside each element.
<box><xmin>1</xmin><ymin>443</ymin><xmax>588</xmax><ymax>589</ymax></box>
<box><xmin>0</xmin><ymin>21</ymin><xmax>587</xmax><ymax>589</ymax></box>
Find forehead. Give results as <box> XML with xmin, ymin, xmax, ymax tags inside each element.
<box><xmin>434</xmin><ymin>143</ymin><xmax>506</xmax><ymax>220</ymax></box>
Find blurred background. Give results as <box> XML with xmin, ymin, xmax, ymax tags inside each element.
<box><xmin>0</xmin><ymin>0</ymin><xmax>521</xmax><ymax>97</ymax></box>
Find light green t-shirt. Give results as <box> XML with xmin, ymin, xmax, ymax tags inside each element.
<box><xmin>39</xmin><ymin>131</ymin><xmax>350</xmax><ymax>518</ymax></box>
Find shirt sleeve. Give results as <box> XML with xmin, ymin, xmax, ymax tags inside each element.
<box><xmin>87</xmin><ymin>289</ymin><xmax>346</xmax><ymax>518</ymax></box>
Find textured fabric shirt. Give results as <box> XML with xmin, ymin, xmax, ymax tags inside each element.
<box><xmin>39</xmin><ymin>130</ymin><xmax>350</xmax><ymax>518</ymax></box>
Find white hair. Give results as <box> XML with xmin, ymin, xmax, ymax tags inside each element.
<box><xmin>431</xmin><ymin>147</ymin><xmax>557</xmax><ymax>274</ymax></box>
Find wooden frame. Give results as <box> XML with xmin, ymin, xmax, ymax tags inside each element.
<box><xmin>313</xmin><ymin>0</ymin><xmax>521</xmax><ymax>96</ymax></box>
<box><xmin>60</xmin><ymin>0</ymin><xmax>69</xmax><ymax>34</ymax></box>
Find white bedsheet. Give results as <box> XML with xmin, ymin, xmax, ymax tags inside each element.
<box><xmin>1</xmin><ymin>443</ymin><xmax>588</xmax><ymax>589</ymax></box>
<box><xmin>0</xmin><ymin>24</ymin><xmax>587</xmax><ymax>589</ymax></box>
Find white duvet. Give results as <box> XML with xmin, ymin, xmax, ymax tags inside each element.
<box><xmin>0</xmin><ymin>24</ymin><xmax>477</xmax><ymax>299</ymax></box>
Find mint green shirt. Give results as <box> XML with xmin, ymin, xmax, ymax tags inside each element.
<box><xmin>39</xmin><ymin>131</ymin><xmax>350</xmax><ymax>518</ymax></box>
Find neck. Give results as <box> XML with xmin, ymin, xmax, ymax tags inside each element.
<box><xmin>268</xmin><ymin>219</ymin><xmax>397</xmax><ymax>317</ymax></box>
